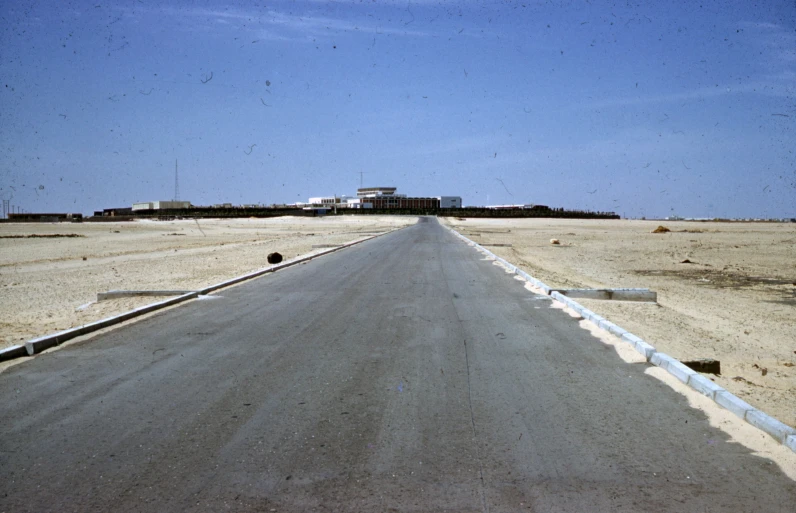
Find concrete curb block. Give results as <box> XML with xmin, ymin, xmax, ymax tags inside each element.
<box><xmin>650</xmin><ymin>353</ymin><xmax>697</xmax><ymax>384</ymax></box>
<box><xmin>24</xmin><ymin>337</ymin><xmax>58</xmax><ymax>355</ymax></box>
<box><xmin>745</xmin><ymin>410</ymin><xmax>796</xmax><ymax>444</ymax></box>
<box><xmin>10</xmin><ymin>231</ymin><xmax>395</xmax><ymax>361</ymax></box>
<box><xmin>714</xmin><ymin>391</ymin><xmax>757</xmax><ymax>420</ymax></box>
<box><xmin>444</xmin><ymin>223</ymin><xmax>796</xmax><ymax>453</ymax></box>
<box><xmin>0</xmin><ymin>345</ymin><xmax>28</xmax><ymax>362</ymax></box>
<box><xmin>620</xmin><ymin>333</ymin><xmax>657</xmax><ymax>361</ymax></box>
<box><xmin>598</xmin><ymin>320</ymin><xmax>627</xmax><ymax>338</ymax></box>
<box><xmin>552</xmin><ymin>288</ymin><xmax>657</xmax><ymax>302</ymax></box>
<box><xmin>687</xmin><ymin>374</ymin><xmax>725</xmax><ymax>399</ymax></box>
<box><xmin>585</xmin><ymin>312</ymin><xmax>606</xmax><ymax>325</ymax></box>
<box><xmin>550</xmin><ymin>291</ymin><xmax>587</xmax><ymax>316</ymax></box>
<box><xmin>97</xmin><ymin>290</ymin><xmax>195</xmax><ymax>301</ymax></box>
<box><xmin>516</xmin><ymin>269</ymin><xmax>552</xmax><ymax>294</ymax></box>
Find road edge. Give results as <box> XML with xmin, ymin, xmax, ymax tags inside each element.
<box><xmin>1</xmin><ymin>227</ymin><xmax>405</xmax><ymax>363</ymax></box>
<box><xmin>443</xmin><ymin>224</ymin><xmax>796</xmax><ymax>453</ymax></box>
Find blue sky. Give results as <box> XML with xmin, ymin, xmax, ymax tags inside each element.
<box><xmin>1</xmin><ymin>0</ymin><xmax>794</xmax><ymax>218</ymax></box>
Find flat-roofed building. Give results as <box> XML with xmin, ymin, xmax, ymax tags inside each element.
<box><xmin>308</xmin><ymin>196</ymin><xmax>351</xmax><ymax>206</ymax></box>
<box><xmin>132</xmin><ymin>201</ymin><xmax>192</xmax><ymax>211</ymax></box>
<box><xmin>438</xmin><ymin>196</ymin><xmax>462</xmax><ymax>208</ymax></box>
<box><xmin>308</xmin><ymin>187</ymin><xmax>459</xmax><ymax>210</ymax></box>
<box><xmin>356</xmin><ymin>187</ymin><xmax>402</xmax><ymax>198</ymax></box>
<box><xmin>345</xmin><ymin>198</ymin><xmax>372</xmax><ymax>209</ymax></box>
<box><xmin>368</xmin><ymin>196</ymin><xmax>439</xmax><ymax>209</ymax></box>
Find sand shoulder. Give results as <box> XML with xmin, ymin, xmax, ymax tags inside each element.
<box><xmin>0</xmin><ymin>216</ymin><xmax>415</xmax><ymax>350</ymax></box>
<box><xmin>443</xmin><ymin>217</ymin><xmax>796</xmax><ymax>429</ymax></box>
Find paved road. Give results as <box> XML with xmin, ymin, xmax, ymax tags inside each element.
<box><xmin>1</xmin><ymin>218</ymin><xmax>794</xmax><ymax>512</ymax></box>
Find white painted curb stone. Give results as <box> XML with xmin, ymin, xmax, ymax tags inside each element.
<box><xmin>651</xmin><ymin>353</ymin><xmax>697</xmax><ymax>384</ymax></box>
<box><xmin>745</xmin><ymin>410</ymin><xmax>796</xmax><ymax>444</ymax></box>
<box><xmin>714</xmin><ymin>391</ymin><xmax>756</xmax><ymax>420</ymax></box>
<box><xmin>686</xmin><ymin>374</ymin><xmax>725</xmax><ymax>399</ymax></box>
<box><xmin>620</xmin><ymin>333</ymin><xmax>657</xmax><ymax>361</ymax></box>
<box><xmin>598</xmin><ymin>320</ymin><xmax>627</xmax><ymax>338</ymax></box>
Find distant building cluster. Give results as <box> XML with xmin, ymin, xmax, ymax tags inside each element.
<box><xmin>6</xmin><ymin>188</ymin><xmax>630</xmax><ymax>222</ymax></box>
<box><xmin>132</xmin><ymin>201</ymin><xmax>192</xmax><ymax>211</ymax></box>
<box><xmin>484</xmin><ymin>204</ymin><xmax>550</xmax><ymax>210</ymax></box>
<box><xmin>90</xmin><ymin>186</ymin><xmax>460</xmax><ymax>218</ymax></box>
<box><xmin>303</xmin><ymin>187</ymin><xmax>461</xmax><ymax>210</ymax></box>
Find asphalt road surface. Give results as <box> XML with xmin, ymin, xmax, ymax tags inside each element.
<box><xmin>1</xmin><ymin>218</ymin><xmax>794</xmax><ymax>512</ymax></box>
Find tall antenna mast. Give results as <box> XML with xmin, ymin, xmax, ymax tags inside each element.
<box><xmin>174</xmin><ymin>159</ymin><xmax>180</xmax><ymax>201</ymax></box>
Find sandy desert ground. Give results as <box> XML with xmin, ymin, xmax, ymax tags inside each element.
<box><xmin>443</xmin><ymin>217</ymin><xmax>796</xmax><ymax>429</ymax></box>
<box><xmin>0</xmin><ymin>215</ymin><xmax>415</xmax><ymax>351</ymax></box>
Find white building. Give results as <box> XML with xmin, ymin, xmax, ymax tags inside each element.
<box><xmin>356</xmin><ymin>187</ymin><xmax>405</xmax><ymax>198</ymax></box>
<box><xmin>485</xmin><ymin>204</ymin><xmax>543</xmax><ymax>210</ymax></box>
<box><xmin>307</xmin><ymin>188</ymin><xmax>461</xmax><ymax>209</ymax></box>
<box><xmin>438</xmin><ymin>196</ymin><xmax>462</xmax><ymax>208</ymax></box>
<box><xmin>345</xmin><ymin>198</ymin><xmax>373</xmax><ymax>209</ymax></box>
<box><xmin>132</xmin><ymin>200</ymin><xmax>192</xmax><ymax>211</ymax></box>
<box><xmin>307</xmin><ymin>195</ymin><xmax>351</xmax><ymax>206</ymax></box>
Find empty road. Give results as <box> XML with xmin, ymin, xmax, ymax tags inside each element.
<box><xmin>1</xmin><ymin>218</ymin><xmax>794</xmax><ymax>512</ymax></box>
